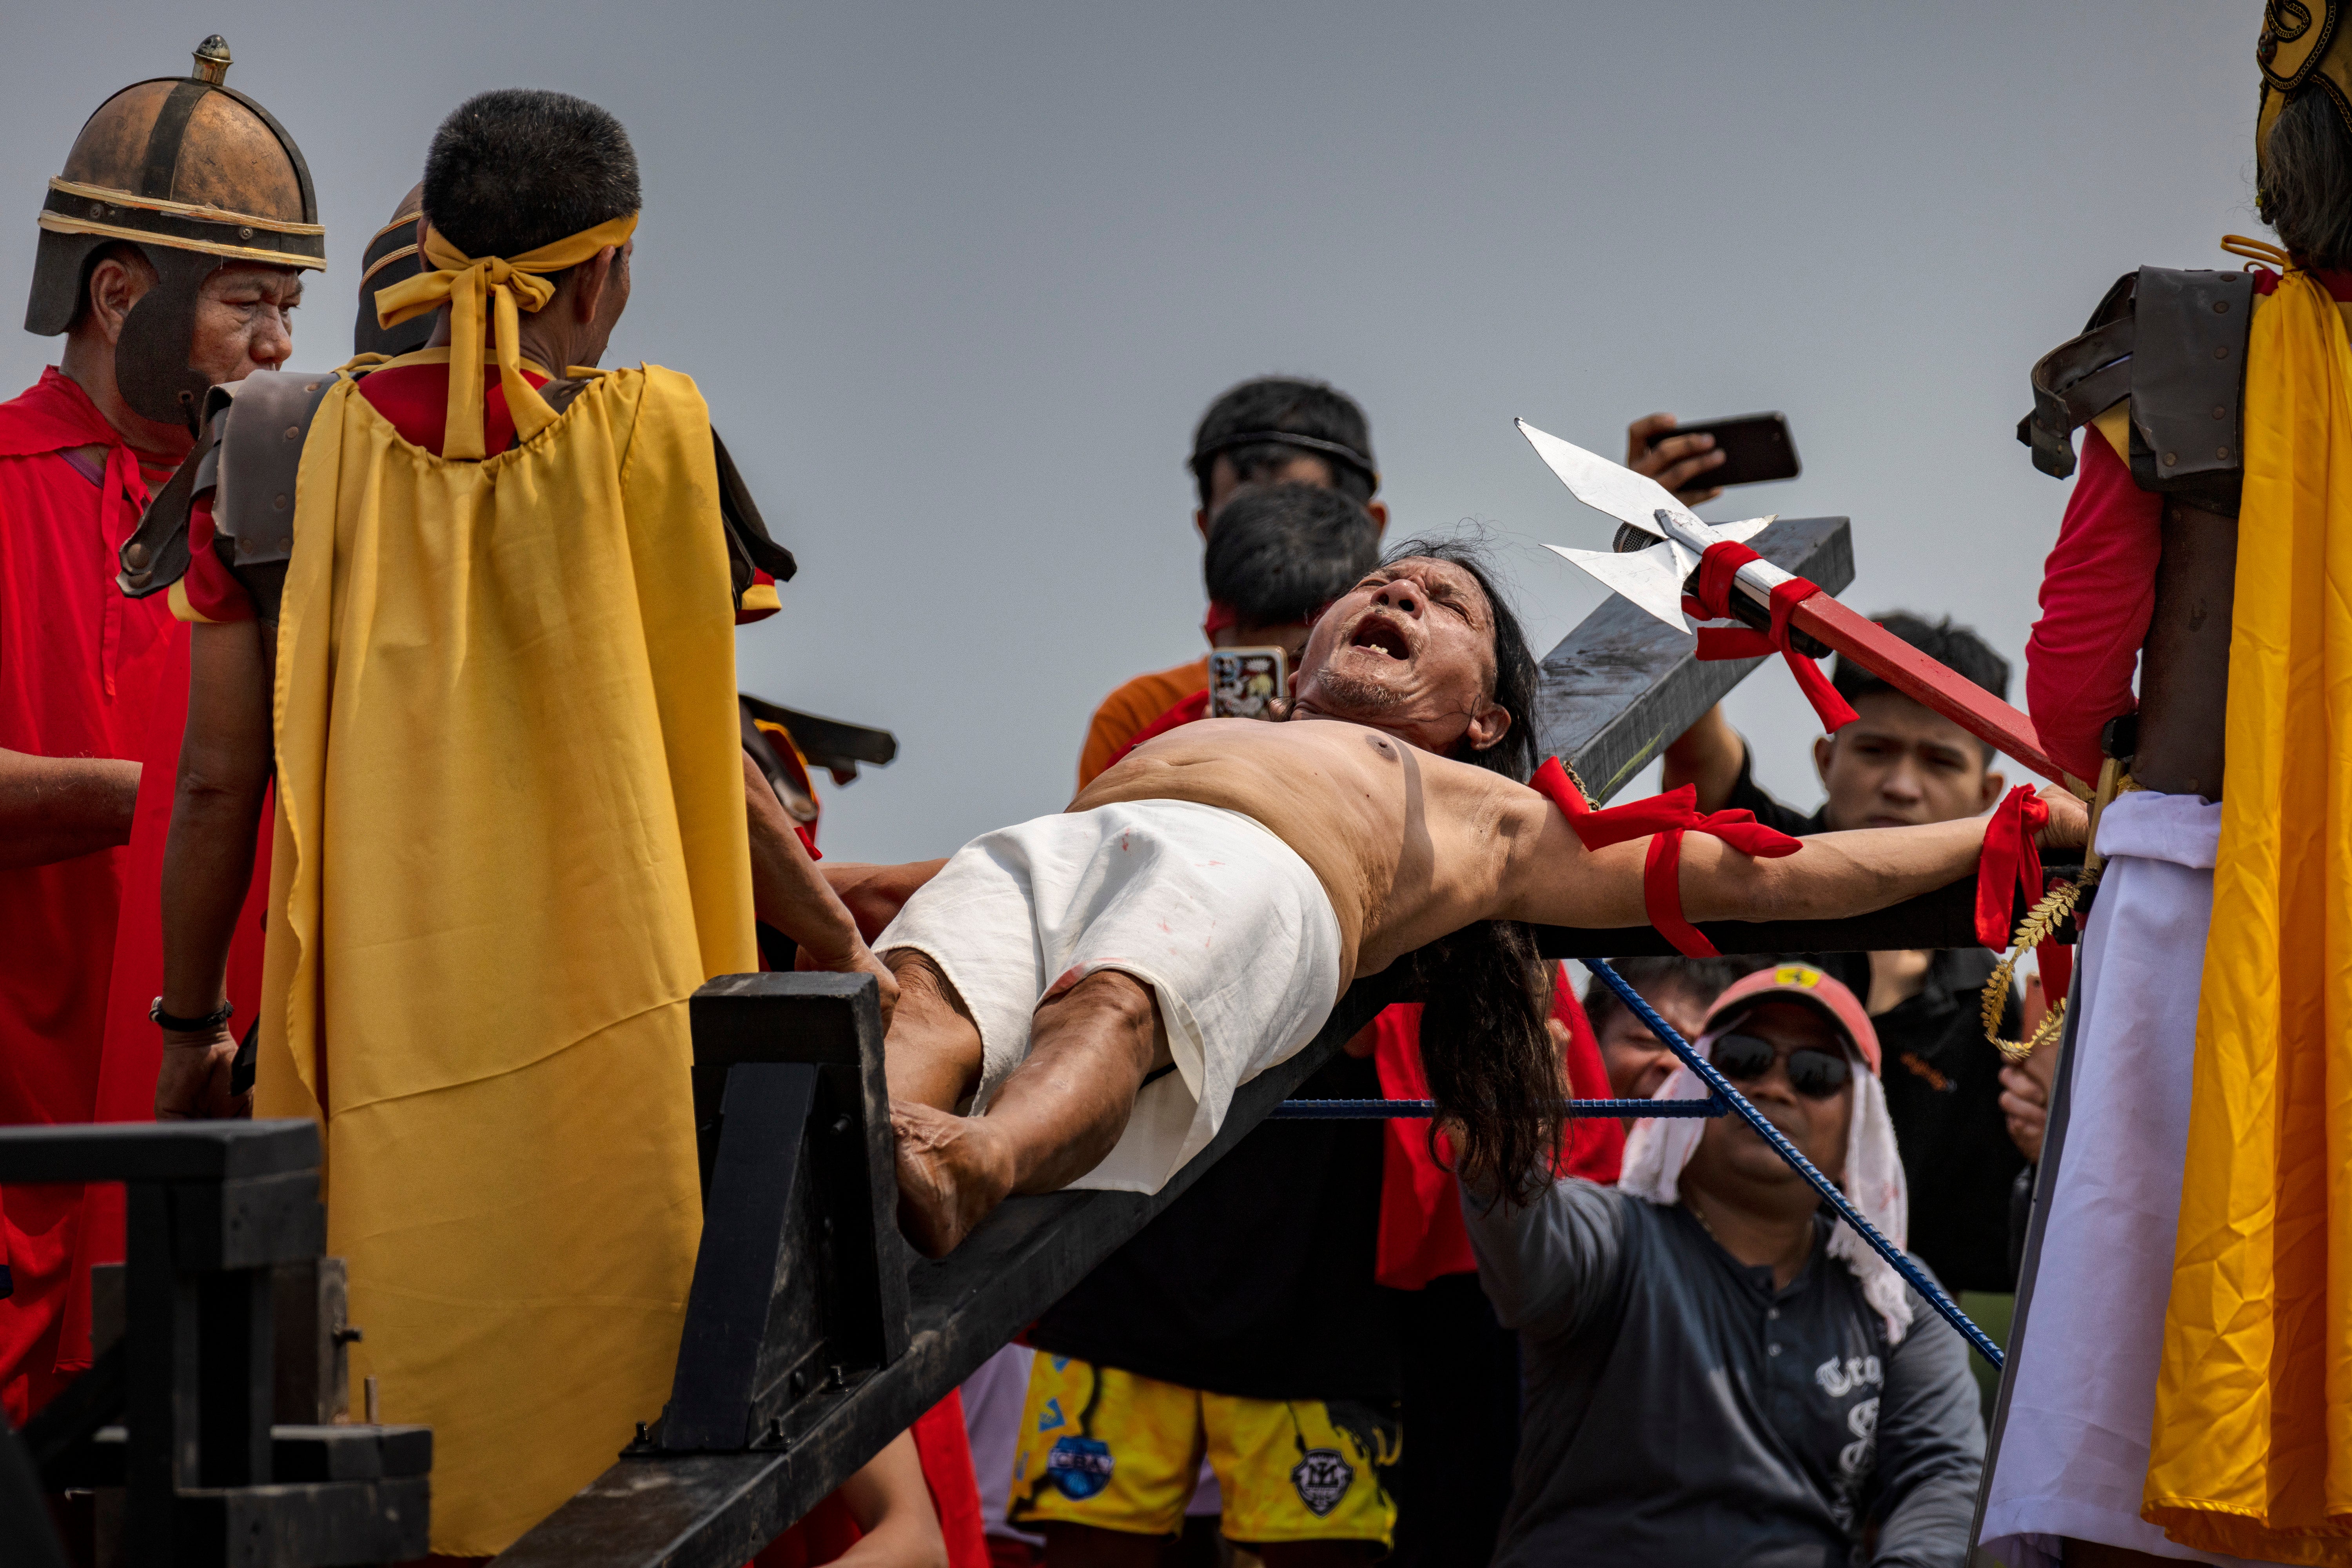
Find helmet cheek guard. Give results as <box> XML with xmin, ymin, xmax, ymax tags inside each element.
<box><xmin>115</xmin><ymin>245</ymin><xmax>225</xmax><ymax>432</ymax></box>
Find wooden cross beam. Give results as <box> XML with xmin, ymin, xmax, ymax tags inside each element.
<box><xmin>499</xmin><ymin>515</ymin><xmax>2054</xmax><ymax>1565</ymax></box>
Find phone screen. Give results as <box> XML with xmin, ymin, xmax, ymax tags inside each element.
<box><xmin>1645</xmin><ymin>412</ymin><xmax>1800</xmax><ymax>490</ymax></box>
<box><xmin>1209</xmin><ymin>647</ymin><xmax>1287</xmax><ymax>720</ymax></box>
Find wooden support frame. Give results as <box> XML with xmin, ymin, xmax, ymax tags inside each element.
<box><xmin>495</xmin><ymin>975</ymin><xmax>1402</xmax><ymax>1568</ymax></box>
<box><xmin>659</xmin><ymin>973</ymin><xmax>907</xmax><ymax>1455</ymax></box>
<box><xmin>0</xmin><ymin>1122</ymin><xmax>431</xmax><ymax>1567</ymax></box>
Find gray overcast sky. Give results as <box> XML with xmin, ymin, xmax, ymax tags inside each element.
<box><xmin>3</xmin><ymin>3</ymin><xmax>2257</xmax><ymax>860</ymax></box>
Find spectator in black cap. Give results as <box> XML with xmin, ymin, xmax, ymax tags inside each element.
<box><xmin>1075</xmin><ymin>377</ymin><xmax>1387</xmax><ymax>789</ymax></box>
<box><xmin>1662</xmin><ymin>613</ymin><xmax>2047</xmax><ymax>1409</ymax></box>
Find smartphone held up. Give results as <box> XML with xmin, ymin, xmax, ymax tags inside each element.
<box><xmin>1644</xmin><ymin>412</ymin><xmax>1801</xmax><ymax>500</ymax></box>
<box><xmin>1210</xmin><ymin>647</ymin><xmax>1287</xmax><ymax>720</ymax></box>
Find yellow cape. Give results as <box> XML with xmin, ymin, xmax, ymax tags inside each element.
<box><xmin>252</xmin><ymin>351</ymin><xmax>757</xmax><ymax>1555</ymax></box>
<box><xmin>2143</xmin><ymin>270</ymin><xmax>2352</xmax><ymax>1563</ymax></box>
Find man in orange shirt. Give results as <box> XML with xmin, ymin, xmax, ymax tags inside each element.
<box><xmin>1076</xmin><ymin>377</ymin><xmax>1387</xmax><ymax>788</ymax></box>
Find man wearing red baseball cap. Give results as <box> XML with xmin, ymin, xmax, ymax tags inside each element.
<box><xmin>1463</xmin><ymin>964</ymin><xmax>1982</xmax><ymax>1568</ymax></box>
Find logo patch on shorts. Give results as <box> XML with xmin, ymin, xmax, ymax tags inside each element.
<box><xmin>1291</xmin><ymin>1448</ymin><xmax>1354</xmax><ymax>1516</ymax></box>
<box><xmin>1045</xmin><ymin>1436</ymin><xmax>1114</xmax><ymax>1500</ymax></box>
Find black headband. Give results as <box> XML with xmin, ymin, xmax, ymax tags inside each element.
<box><xmin>1189</xmin><ymin>429</ymin><xmax>1379</xmax><ymax>487</ymax></box>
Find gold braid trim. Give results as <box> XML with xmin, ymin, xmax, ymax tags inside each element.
<box><xmin>1557</xmin><ymin>757</ymin><xmax>1597</xmax><ymax>810</ymax></box>
<box><xmin>1981</xmin><ymin>879</ymin><xmax>2082</xmax><ymax>1063</ymax></box>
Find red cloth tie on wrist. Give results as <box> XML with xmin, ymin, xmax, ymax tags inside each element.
<box><xmin>1682</xmin><ymin>541</ymin><xmax>1858</xmax><ymax>735</ymax></box>
<box><xmin>1530</xmin><ymin>757</ymin><xmax>1802</xmax><ymax>958</ymax></box>
<box><xmin>1976</xmin><ymin>784</ymin><xmax>2049</xmax><ymax>952</ymax></box>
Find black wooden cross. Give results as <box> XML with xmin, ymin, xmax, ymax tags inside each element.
<box><xmin>497</xmin><ymin>515</ymin><xmax>2063</xmax><ymax>1566</ymax></box>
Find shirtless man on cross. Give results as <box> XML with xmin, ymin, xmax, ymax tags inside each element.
<box><xmin>851</xmin><ymin>542</ymin><xmax>2080</xmax><ymax>1255</ymax></box>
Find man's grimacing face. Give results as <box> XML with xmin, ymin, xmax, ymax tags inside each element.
<box><xmin>1289</xmin><ymin>557</ymin><xmax>1510</xmax><ymax>759</ymax></box>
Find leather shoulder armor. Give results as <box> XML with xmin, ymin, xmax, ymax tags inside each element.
<box><xmin>115</xmin><ymin>369</ymin><xmax>339</xmax><ymax>621</ymax></box>
<box><xmin>2019</xmin><ymin>266</ymin><xmax>2253</xmax><ymax>516</ymax></box>
<box><xmin>210</xmin><ymin>370</ymin><xmax>339</xmax><ymax>623</ymax></box>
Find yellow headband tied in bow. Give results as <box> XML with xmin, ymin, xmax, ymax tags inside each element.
<box><xmin>372</xmin><ymin>212</ymin><xmax>639</xmax><ymax>459</ymax></box>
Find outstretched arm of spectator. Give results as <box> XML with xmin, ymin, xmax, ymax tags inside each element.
<box><xmin>156</xmin><ymin>621</ymin><xmax>274</xmax><ymax>1121</ymax></box>
<box><xmin>1459</xmin><ymin>1175</ymin><xmax>1629</xmax><ymax>1343</ymax></box>
<box><xmin>832</xmin><ymin>1430</ymin><xmax>949</xmax><ymax>1568</ymax></box>
<box><xmin>743</xmin><ymin>753</ymin><xmax>899</xmax><ymax>1021</ymax></box>
<box><xmin>1662</xmin><ymin>704</ymin><xmax>1747</xmax><ymax>814</ymax></box>
<box><xmin>820</xmin><ymin>858</ymin><xmax>950</xmax><ymax>944</ymax></box>
<box><xmin>1862</xmin><ymin>1261</ymin><xmax>1985</xmax><ymax>1567</ymax></box>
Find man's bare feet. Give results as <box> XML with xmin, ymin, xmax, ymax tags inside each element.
<box><xmin>891</xmin><ymin>1099</ymin><xmax>1016</xmax><ymax>1258</ymax></box>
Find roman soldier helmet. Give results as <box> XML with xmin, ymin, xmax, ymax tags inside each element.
<box><xmin>25</xmin><ymin>36</ymin><xmax>325</xmax><ymax>429</ymax></box>
<box><xmin>354</xmin><ymin>182</ymin><xmax>430</xmax><ymax>358</ymax></box>
<box><xmin>2259</xmin><ymin>0</ymin><xmax>2352</xmax><ymax>179</ymax></box>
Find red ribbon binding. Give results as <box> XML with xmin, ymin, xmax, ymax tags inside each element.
<box><xmin>1681</xmin><ymin>541</ymin><xmax>1859</xmax><ymax>735</ymax></box>
<box><xmin>1530</xmin><ymin>757</ymin><xmax>1802</xmax><ymax>958</ymax></box>
<box><xmin>1976</xmin><ymin>784</ymin><xmax>2049</xmax><ymax>953</ymax></box>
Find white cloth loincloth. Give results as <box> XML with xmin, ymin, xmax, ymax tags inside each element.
<box><xmin>1979</xmin><ymin>791</ymin><xmax>2271</xmax><ymax>1568</ymax></box>
<box><xmin>875</xmin><ymin>799</ymin><xmax>1346</xmax><ymax>1194</ymax></box>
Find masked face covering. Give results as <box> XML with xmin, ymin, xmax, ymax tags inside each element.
<box><xmin>1617</xmin><ymin>964</ymin><xmax>1915</xmax><ymax>1343</ymax></box>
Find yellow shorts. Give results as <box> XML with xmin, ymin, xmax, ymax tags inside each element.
<box><xmin>1005</xmin><ymin>1353</ymin><xmax>1400</xmax><ymax>1547</ymax></box>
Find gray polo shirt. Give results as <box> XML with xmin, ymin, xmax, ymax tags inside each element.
<box><xmin>1463</xmin><ymin>1178</ymin><xmax>1982</xmax><ymax>1568</ymax></box>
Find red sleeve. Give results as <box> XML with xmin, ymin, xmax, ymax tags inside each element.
<box><xmin>175</xmin><ymin>496</ymin><xmax>257</xmax><ymax>624</ymax></box>
<box><xmin>911</xmin><ymin>1392</ymin><xmax>992</xmax><ymax>1568</ymax></box>
<box><xmin>2024</xmin><ymin>426</ymin><xmax>2160</xmax><ymax>784</ymax></box>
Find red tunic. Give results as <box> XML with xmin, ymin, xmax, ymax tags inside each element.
<box><xmin>0</xmin><ymin>370</ymin><xmax>181</xmax><ymax>1420</ymax></box>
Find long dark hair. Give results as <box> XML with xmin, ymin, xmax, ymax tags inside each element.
<box><xmin>1381</xmin><ymin>537</ymin><xmax>1562</xmax><ymax>1202</ymax></box>
<box><xmin>2262</xmin><ymin>90</ymin><xmax>2352</xmax><ymax>271</ymax></box>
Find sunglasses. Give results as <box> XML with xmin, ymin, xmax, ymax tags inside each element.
<box><xmin>1709</xmin><ymin>1033</ymin><xmax>1852</xmax><ymax>1100</ymax></box>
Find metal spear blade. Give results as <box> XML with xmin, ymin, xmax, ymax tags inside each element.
<box><xmin>1515</xmin><ymin>418</ymin><xmax>1702</xmax><ymax>541</ymax></box>
<box><xmin>1545</xmin><ymin>542</ymin><xmax>1690</xmax><ymax>628</ymax></box>
<box><xmin>1544</xmin><ymin>514</ymin><xmax>1778</xmax><ymax>633</ymax></box>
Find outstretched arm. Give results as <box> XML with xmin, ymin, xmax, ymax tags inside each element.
<box><xmin>742</xmin><ymin>753</ymin><xmax>900</xmax><ymax>1020</ymax></box>
<box><xmin>156</xmin><ymin>621</ymin><xmax>274</xmax><ymax>1120</ymax></box>
<box><xmin>1659</xmin><ymin>703</ymin><xmax>1746</xmax><ymax>813</ymax></box>
<box><xmin>1505</xmin><ymin>784</ymin><xmax>2086</xmax><ymax>930</ymax></box>
<box><xmin>830</xmin><ymin>1429</ymin><xmax>948</xmax><ymax>1568</ymax></box>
